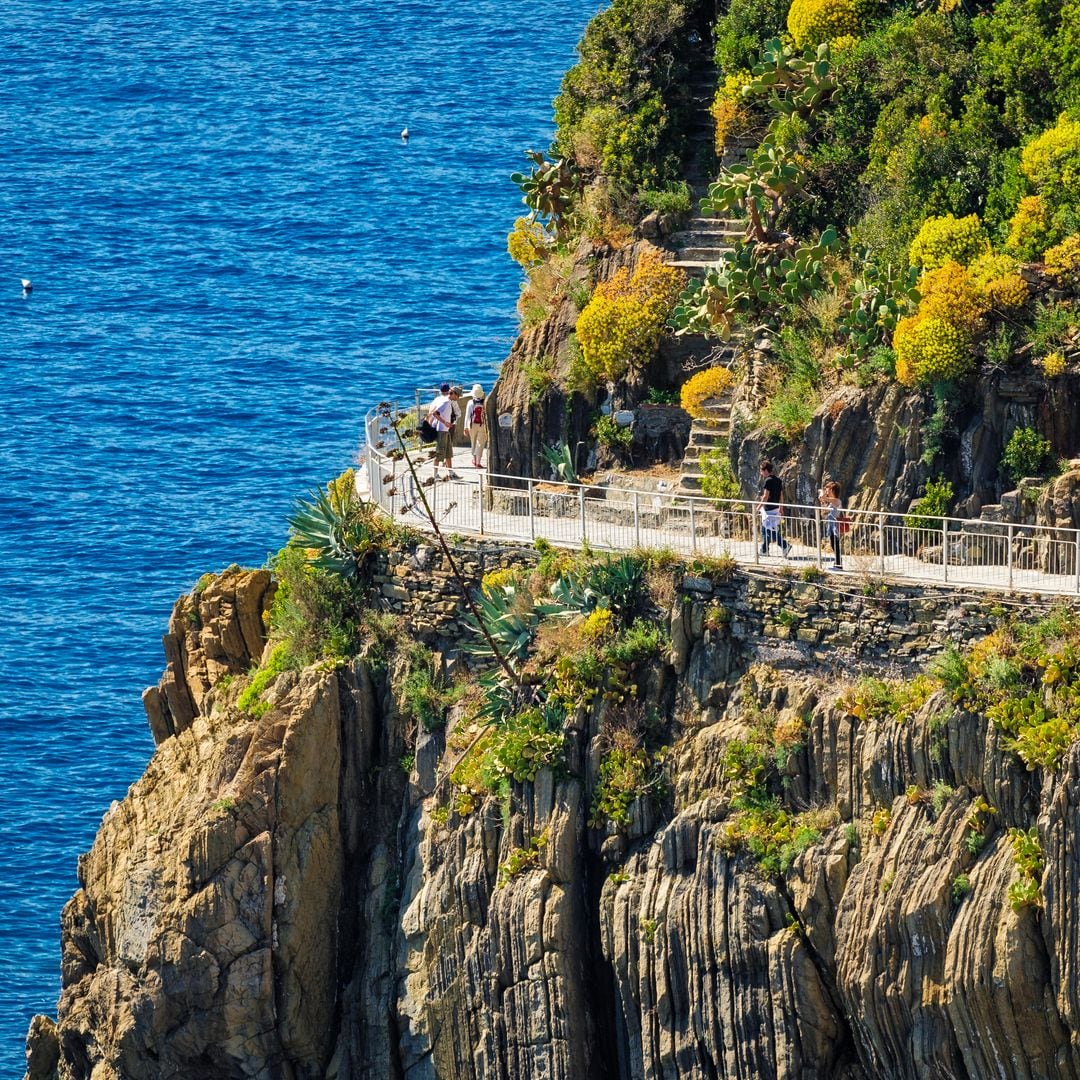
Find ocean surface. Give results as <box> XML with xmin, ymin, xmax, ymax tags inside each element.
<box><xmin>0</xmin><ymin>1</ymin><xmax>596</xmax><ymax>1070</ymax></box>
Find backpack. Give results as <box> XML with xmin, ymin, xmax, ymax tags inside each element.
<box><xmin>419</xmin><ymin>418</ymin><xmax>438</xmax><ymax>443</ymax></box>
<box><xmin>838</xmin><ymin>511</ymin><xmax>851</xmax><ymax>536</ymax></box>
<box><xmin>470</xmin><ymin>402</ymin><xmax>484</xmax><ymax>426</ymax></box>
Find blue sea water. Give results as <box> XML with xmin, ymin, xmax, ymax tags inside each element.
<box><xmin>0</xmin><ymin>1</ymin><xmax>596</xmax><ymax>1071</ymax></box>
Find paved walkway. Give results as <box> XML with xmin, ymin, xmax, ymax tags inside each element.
<box><xmin>358</xmin><ymin>436</ymin><xmax>1080</xmax><ymax>599</ymax></box>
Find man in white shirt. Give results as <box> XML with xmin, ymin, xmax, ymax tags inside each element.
<box><xmin>426</xmin><ymin>383</ymin><xmax>461</xmax><ymax>479</ymax></box>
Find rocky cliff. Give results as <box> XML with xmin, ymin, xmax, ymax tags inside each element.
<box><xmin>25</xmin><ymin>547</ymin><xmax>1080</xmax><ymax>1080</ymax></box>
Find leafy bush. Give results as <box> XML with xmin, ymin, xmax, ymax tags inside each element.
<box><xmin>905</xmin><ymin>476</ymin><xmax>954</xmax><ymax>532</ymax></box>
<box><xmin>576</xmin><ymin>251</ymin><xmax>684</xmax><ymax>383</ymax></box>
<box><xmin>238</xmin><ymin>642</ymin><xmax>299</xmax><ymax>718</ymax></box>
<box><xmin>589</xmin><ymin>746</ymin><xmax>664</xmax><ymax>826</ymax></box>
<box><xmin>1007</xmin><ymin>826</ymin><xmax>1043</xmax><ymax>911</ymax></box>
<box><xmin>714</xmin><ymin>0</ymin><xmax>789</xmax><ymax>74</ymax></box>
<box><xmin>269</xmin><ymin>544</ymin><xmax>364</xmax><ymax>665</ymax></box>
<box><xmin>700</xmin><ymin>447</ymin><xmax>742</xmax><ymax>501</ymax></box>
<box><xmin>908</xmin><ymin>213</ymin><xmax>990</xmax><ymax>271</ymax></box>
<box><xmin>760</xmin><ymin>376</ymin><xmax>820</xmax><ymax>439</ymax></box>
<box><xmin>680</xmin><ymin>365</ymin><xmax>734</xmax><ymax>418</ymax></box>
<box><xmin>553</xmin><ymin>0</ymin><xmax>700</xmax><ymax>193</ymax></box>
<box><xmin>522</xmin><ymin>354</ymin><xmax>557</xmax><ymax>405</ymax></box>
<box><xmin>399</xmin><ymin>644</ymin><xmax>460</xmax><ymax>732</ymax></box>
<box><xmin>638</xmin><ymin>182</ymin><xmax>692</xmax><ymax>215</ymax></box>
<box><xmin>593</xmin><ymin>412</ymin><xmax>633</xmax><ymax>453</ymax></box>
<box><xmin>1001</xmin><ymin>426</ymin><xmax>1051</xmax><ymax>482</ymax></box>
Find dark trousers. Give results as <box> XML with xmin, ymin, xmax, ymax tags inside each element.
<box><xmin>828</xmin><ymin>529</ymin><xmax>841</xmax><ymax>566</ymax></box>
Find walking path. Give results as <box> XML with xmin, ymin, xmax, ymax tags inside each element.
<box><xmin>361</xmin><ymin>406</ymin><xmax>1080</xmax><ymax>599</ymax></box>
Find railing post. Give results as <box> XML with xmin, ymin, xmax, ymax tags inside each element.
<box><xmin>1008</xmin><ymin>523</ymin><xmax>1014</xmax><ymax>589</ymax></box>
<box><xmin>942</xmin><ymin>519</ymin><xmax>949</xmax><ymax>583</ymax></box>
<box><xmin>754</xmin><ymin>504</ymin><xmax>760</xmax><ymax>564</ymax></box>
<box><xmin>579</xmin><ymin>486</ymin><xmax>587</xmax><ymax>544</ymax></box>
<box><xmin>528</xmin><ymin>479</ymin><xmax>535</xmax><ymax>541</ymax></box>
<box><xmin>634</xmin><ymin>491</ymin><xmax>641</xmax><ymax>549</ymax></box>
<box><xmin>690</xmin><ymin>499</ymin><xmax>698</xmax><ymax>554</ymax></box>
<box><xmin>1075</xmin><ymin>528</ymin><xmax>1080</xmax><ymax>594</ymax></box>
<box><xmin>814</xmin><ymin>507</ymin><xmax>822</xmax><ymax>570</ymax></box>
<box><xmin>878</xmin><ymin>512</ymin><xmax>886</xmax><ymax>575</ymax></box>
<box><xmin>478</xmin><ymin>474</ymin><xmax>485</xmax><ymax>535</ymax></box>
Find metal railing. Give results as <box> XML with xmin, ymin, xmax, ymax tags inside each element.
<box><xmin>364</xmin><ymin>404</ymin><xmax>1080</xmax><ymax>597</ymax></box>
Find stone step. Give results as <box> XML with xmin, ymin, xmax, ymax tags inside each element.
<box><xmin>671</xmin><ymin>246</ymin><xmax>731</xmax><ymax>263</ymax></box>
<box><xmin>687</xmin><ymin>430</ymin><xmax>729</xmax><ymax>450</ymax></box>
<box><xmin>683</xmin><ymin>441</ymin><xmax>728</xmax><ymax>463</ymax></box>
<box><xmin>677</xmin><ymin>475</ymin><xmax>705</xmax><ymax>492</ymax></box>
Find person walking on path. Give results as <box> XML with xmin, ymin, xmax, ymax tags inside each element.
<box><xmin>758</xmin><ymin>460</ymin><xmax>791</xmax><ymax>557</ymax></box>
<box><xmin>820</xmin><ymin>479</ymin><xmax>844</xmax><ymax>570</ymax></box>
<box><xmin>464</xmin><ymin>383</ymin><xmax>488</xmax><ymax>468</ymax></box>
<box><xmin>426</xmin><ymin>383</ymin><xmax>461</xmax><ymax>480</ymax></box>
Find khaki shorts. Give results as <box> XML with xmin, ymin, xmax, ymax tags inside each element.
<box><xmin>436</xmin><ymin>430</ymin><xmax>452</xmax><ymax>459</ymax></box>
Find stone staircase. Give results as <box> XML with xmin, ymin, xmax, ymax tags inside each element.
<box><xmin>676</xmin><ymin>391</ymin><xmax>735</xmax><ymax>494</ymax></box>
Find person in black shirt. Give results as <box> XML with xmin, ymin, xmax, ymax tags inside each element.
<box><xmin>758</xmin><ymin>460</ymin><xmax>791</xmax><ymax>556</ymax></box>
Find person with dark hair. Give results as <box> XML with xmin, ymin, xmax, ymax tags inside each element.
<box><xmin>758</xmin><ymin>460</ymin><xmax>791</xmax><ymax>556</ymax></box>
<box><xmin>426</xmin><ymin>383</ymin><xmax>461</xmax><ymax>480</ymax></box>
<box><xmin>820</xmin><ymin>479</ymin><xmax>844</xmax><ymax>570</ymax></box>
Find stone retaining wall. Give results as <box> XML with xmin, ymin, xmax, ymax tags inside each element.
<box><xmin>371</xmin><ymin>537</ymin><xmax>1073</xmax><ymax>668</ymax></box>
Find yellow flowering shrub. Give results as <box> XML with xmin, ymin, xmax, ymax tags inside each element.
<box><xmin>481</xmin><ymin>567</ymin><xmax>518</xmax><ymax>594</ymax></box>
<box><xmin>918</xmin><ymin>261</ymin><xmax>987</xmax><ymax>333</ymax></box>
<box><xmin>576</xmin><ymin>250</ymin><xmax>685</xmax><ymax>383</ymax></box>
<box><xmin>908</xmin><ymin>214</ymin><xmax>989</xmax><ymax>270</ymax></box>
<box><xmin>968</xmin><ymin>254</ymin><xmax>1030</xmax><ymax>311</ymax></box>
<box><xmin>711</xmin><ymin>71</ymin><xmax>753</xmax><ymax>155</ymax></box>
<box><xmin>581</xmin><ymin>607</ymin><xmax>614</xmax><ymax>641</ymax></box>
<box><xmin>894</xmin><ymin>261</ymin><xmax>985</xmax><ymax>385</ymax></box>
<box><xmin>507</xmin><ymin>218</ymin><xmax>550</xmax><ymax>269</ymax></box>
<box><xmin>1044</xmin><ymin>234</ymin><xmax>1080</xmax><ymax>290</ymax></box>
<box><xmin>1042</xmin><ymin>351</ymin><xmax>1067</xmax><ymax>377</ymax></box>
<box><xmin>894</xmin><ymin>314</ymin><xmax>972</xmax><ymax>386</ymax></box>
<box><xmin>787</xmin><ymin>0</ymin><xmax>860</xmax><ymax>47</ymax></box>
<box><xmin>680</xmin><ymin>365</ymin><xmax>735</xmax><ymax>418</ymax></box>
<box><xmin>1007</xmin><ymin>195</ymin><xmax>1053</xmax><ymax>260</ymax></box>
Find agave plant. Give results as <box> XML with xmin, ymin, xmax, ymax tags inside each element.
<box><xmin>288</xmin><ymin>482</ymin><xmax>375</xmax><ymax>579</ymax></box>
<box><xmin>549</xmin><ymin>556</ymin><xmax>646</xmax><ymax>619</ymax></box>
<box><xmin>542</xmin><ymin>442</ymin><xmax>579</xmax><ymax>484</ymax></box>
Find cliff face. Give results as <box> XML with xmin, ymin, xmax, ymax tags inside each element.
<box><xmin>25</xmin><ymin>553</ymin><xmax>1080</xmax><ymax>1080</ymax></box>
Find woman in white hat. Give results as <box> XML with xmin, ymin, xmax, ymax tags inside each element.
<box><xmin>464</xmin><ymin>383</ymin><xmax>487</xmax><ymax>468</ymax></box>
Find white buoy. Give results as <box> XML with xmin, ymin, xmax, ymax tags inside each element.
<box><xmin>401</xmin><ymin>127</ymin><xmax>409</xmax><ymax>141</ymax></box>
<box><xmin>21</xmin><ymin>278</ymin><xmax>32</xmax><ymax>293</ymax></box>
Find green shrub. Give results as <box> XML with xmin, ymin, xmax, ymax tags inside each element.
<box><xmin>238</xmin><ymin>642</ymin><xmax>299</xmax><ymax>718</ymax></box>
<box><xmin>399</xmin><ymin>644</ymin><xmax>461</xmax><ymax>732</ymax></box>
<box><xmin>1001</xmin><ymin>426</ymin><xmax>1051</xmax><ymax>482</ymax></box>
<box><xmin>593</xmin><ymin>412</ymin><xmax>633</xmax><ymax>453</ymax></box>
<box><xmin>522</xmin><ymin>354</ymin><xmax>557</xmax><ymax>405</ymax></box>
<box><xmin>269</xmin><ymin>544</ymin><xmax>364</xmax><ymax>665</ymax></box>
<box><xmin>714</xmin><ymin>0</ymin><xmax>788</xmax><ymax>74</ymax></box>
<box><xmin>951</xmin><ymin>873</ymin><xmax>972</xmax><ymax>902</ymax></box>
<box><xmin>638</xmin><ymin>182</ymin><xmax>692</xmax><ymax>215</ymax></box>
<box><xmin>590</xmin><ymin>746</ymin><xmax>665</xmax><ymax>826</ymax></box>
<box><xmin>700</xmin><ymin>447</ymin><xmax>741</xmax><ymax>502</ymax></box>
<box><xmin>905</xmin><ymin>476</ymin><xmax>954</xmax><ymax>532</ymax></box>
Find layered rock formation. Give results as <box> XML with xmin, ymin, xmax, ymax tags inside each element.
<box><xmin>25</xmin><ymin>552</ymin><xmax>1080</xmax><ymax>1080</ymax></box>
